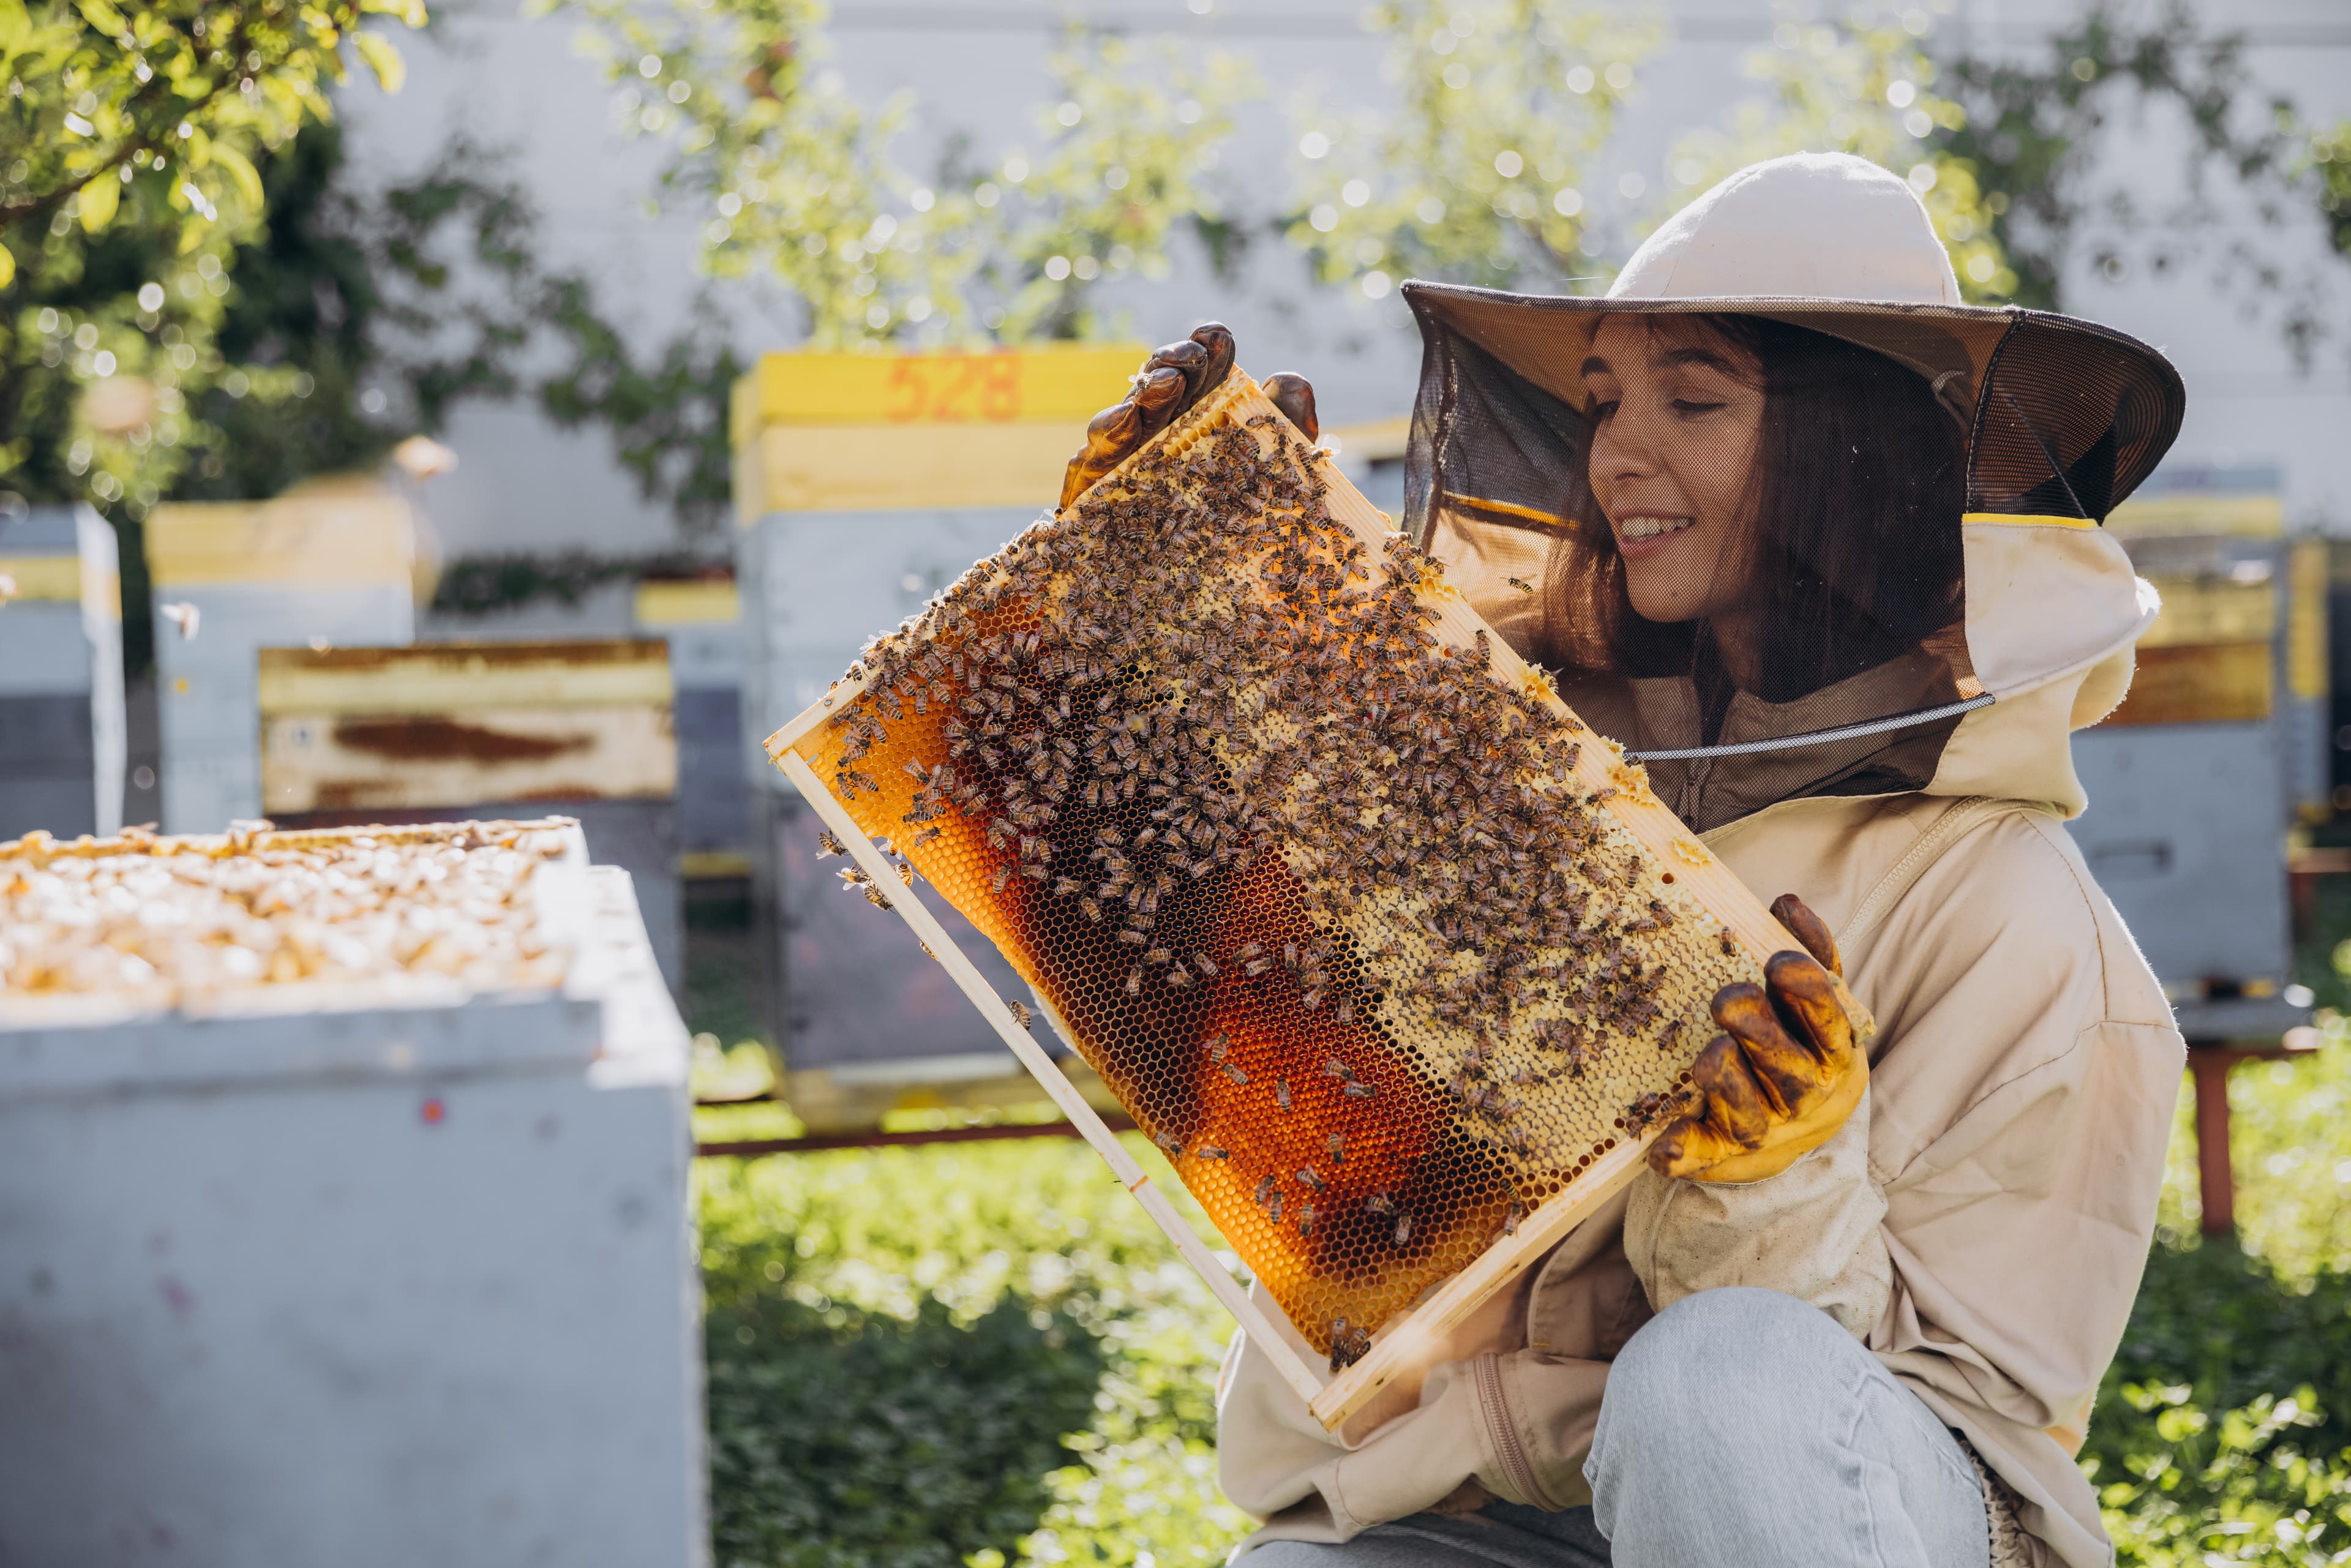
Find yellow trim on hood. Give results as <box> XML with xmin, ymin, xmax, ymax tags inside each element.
<box><xmin>1962</xmin><ymin>511</ymin><xmax>2099</xmax><ymax>530</ymax></box>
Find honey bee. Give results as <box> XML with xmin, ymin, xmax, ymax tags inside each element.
<box><xmin>1008</xmin><ymin>1000</ymin><xmax>1033</xmax><ymax>1030</ymax></box>
<box><xmin>1198</xmin><ymin>1144</ymin><xmax>1230</xmax><ymax>1160</ymax></box>
<box><xmin>1297</xmin><ymin>1204</ymin><xmax>1315</xmax><ymax>1237</ymax></box>
<box><xmin>1153</xmin><ymin>1131</ymin><xmax>1183</xmax><ymax>1157</ymax></box>
<box><xmin>1505</xmin><ymin>576</ymin><xmax>1536</xmax><ymax>595</ymax></box>
<box><xmin>1393</xmin><ymin>1213</ymin><xmax>1413</xmax><ymax>1246</ymax></box>
<box><xmin>1327</xmin><ymin>1131</ymin><xmax>1347</xmax><ymax>1163</ymax></box>
<box><xmin>1296</xmin><ymin>1166</ymin><xmax>1324</xmax><ymax>1193</ymax></box>
<box><xmin>1223</xmin><ymin>1062</ymin><xmax>1249</xmax><ymax>1086</ymax></box>
<box><xmin>1500</xmin><ymin>1202</ymin><xmax>1524</xmax><ymax>1237</ymax></box>
<box><xmin>816</xmin><ymin>831</ymin><xmax>847</xmax><ymax>859</ymax></box>
<box><xmin>1364</xmin><ymin>1191</ymin><xmax>1393</xmax><ymax>1216</ymax></box>
<box><xmin>1275</xmin><ymin>1079</ymin><xmax>1291</xmax><ymax>1111</ymax></box>
<box><xmin>1341</xmin><ymin>1081</ymin><xmax>1375</xmax><ymax>1098</ymax></box>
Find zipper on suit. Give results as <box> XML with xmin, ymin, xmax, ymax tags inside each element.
<box><xmin>1474</xmin><ymin>1352</ymin><xmax>1551</xmax><ymax>1509</ymax></box>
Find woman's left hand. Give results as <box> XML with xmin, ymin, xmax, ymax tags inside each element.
<box><xmin>1649</xmin><ymin>895</ymin><xmax>1868</xmax><ymax>1184</ymax></box>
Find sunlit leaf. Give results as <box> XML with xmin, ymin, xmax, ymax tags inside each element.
<box><xmin>77</xmin><ymin>170</ymin><xmax>119</xmax><ymax>231</ymax></box>
<box><xmin>353</xmin><ymin>28</ymin><xmax>402</xmax><ymax>92</ymax></box>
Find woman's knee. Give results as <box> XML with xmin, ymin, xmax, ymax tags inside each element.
<box><xmin>1595</xmin><ymin>1288</ymin><xmax>1867</xmax><ymax>1465</ymax></box>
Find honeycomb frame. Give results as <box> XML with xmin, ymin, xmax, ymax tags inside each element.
<box><xmin>764</xmin><ymin>373</ymin><xmax>1872</xmax><ymax>1427</ymax></box>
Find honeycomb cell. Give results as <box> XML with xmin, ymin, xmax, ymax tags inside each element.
<box><xmin>790</xmin><ymin>391</ymin><xmax>1763</xmax><ymax>1362</ymax></box>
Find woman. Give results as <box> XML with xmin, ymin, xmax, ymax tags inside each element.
<box><xmin>1066</xmin><ymin>154</ymin><xmax>2186</xmax><ymax>1568</ymax></box>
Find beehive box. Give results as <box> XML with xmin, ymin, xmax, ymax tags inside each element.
<box><xmin>255</xmin><ymin>639</ymin><xmax>685</xmax><ymax>993</ymax></box>
<box><xmin>2071</xmin><ymin>465</ymin><xmax>2311</xmax><ymax>1040</ymax></box>
<box><xmin>0</xmin><ymin>503</ymin><xmax>124</xmax><ymax>840</ymax></box>
<box><xmin>147</xmin><ymin>487</ymin><xmax>418</xmax><ymax>834</ymax></box>
<box><xmin>765</xmin><ymin>372</ymin><xmax>1857</xmax><ymax>1422</ymax></box>
<box><xmin>735</xmin><ymin>345</ymin><xmax>1139</xmax><ymax>1125</ymax></box>
<box><xmin>0</xmin><ymin>819</ymin><xmax>704</xmax><ymax>1567</ymax></box>
<box><xmin>634</xmin><ymin>574</ymin><xmax>751</xmax><ymax>874</ymax></box>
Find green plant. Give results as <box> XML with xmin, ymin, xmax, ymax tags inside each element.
<box><xmin>1651</xmin><ymin>9</ymin><xmax>2015</xmax><ymax>299</ymax></box>
<box><xmin>534</xmin><ymin>0</ymin><xmax>1254</xmax><ymax>345</ymax></box>
<box><xmin>0</xmin><ymin>0</ymin><xmax>422</xmax><ymax>510</ymax></box>
<box><xmin>696</xmin><ymin>1138</ymin><xmax>1255</xmax><ymax>1568</ymax></box>
<box><xmin>1286</xmin><ymin>0</ymin><xmax>1655</xmax><ymax>299</ymax></box>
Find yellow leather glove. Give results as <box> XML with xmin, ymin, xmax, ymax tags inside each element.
<box><xmin>1649</xmin><ymin>895</ymin><xmax>1867</xmax><ymax>1184</ymax></box>
<box><xmin>1058</xmin><ymin>323</ymin><xmax>1318</xmax><ymax>511</ymax></box>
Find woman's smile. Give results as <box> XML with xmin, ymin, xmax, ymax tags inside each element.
<box><xmin>1612</xmin><ymin>513</ymin><xmax>1700</xmax><ymax>555</ymax></box>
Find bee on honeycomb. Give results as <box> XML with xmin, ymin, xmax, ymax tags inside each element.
<box><xmin>781</xmin><ymin>379</ymin><xmax>1774</xmax><ymax>1359</ymax></box>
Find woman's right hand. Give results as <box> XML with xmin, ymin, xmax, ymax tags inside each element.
<box><xmin>1058</xmin><ymin>323</ymin><xmax>1319</xmax><ymax>511</ymax></box>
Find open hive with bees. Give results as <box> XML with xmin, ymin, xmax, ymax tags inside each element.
<box><xmin>767</xmin><ymin>371</ymin><xmax>1865</xmax><ymax>1414</ymax></box>
<box><xmin>0</xmin><ymin>819</ymin><xmax>580</xmax><ymax>1015</ymax></box>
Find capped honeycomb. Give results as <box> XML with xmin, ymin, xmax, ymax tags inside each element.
<box><xmin>780</xmin><ymin>377</ymin><xmax>1779</xmax><ymax>1366</ymax></box>
<box><xmin>0</xmin><ymin>820</ymin><xmax>577</xmax><ymax>1010</ymax></box>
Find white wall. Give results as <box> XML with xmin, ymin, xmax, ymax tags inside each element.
<box><xmin>332</xmin><ymin>0</ymin><xmax>2351</xmax><ymax>560</ymax></box>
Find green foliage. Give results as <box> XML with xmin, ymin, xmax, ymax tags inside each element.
<box><xmin>427</xmin><ymin>547</ymin><xmax>702</xmax><ymax>617</ymax></box>
<box><xmin>706</xmin><ymin>1296</ymin><xmax>1105</xmax><ymax>1568</ymax></box>
<box><xmin>2094</xmin><ymin>1014</ymin><xmax>2351</xmax><ymax>1564</ymax></box>
<box><xmin>2303</xmin><ymin>123</ymin><xmax>2351</xmax><ymax>261</ymax></box>
<box><xmin>0</xmin><ymin>0</ymin><xmax>422</xmax><ymax>511</ymax></box>
<box><xmin>1933</xmin><ymin>2</ymin><xmax>2301</xmax><ymax>313</ymax></box>
<box><xmin>696</xmin><ymin>1139</ymin><xmax>1256</xmax><ymax>1568</ymax></box>
<box><xmin>0</xmin><ymin>0</ymin><xmax>422</xmax><ymax>271</ymax></box>
<box><xmin>539</xmin><ymin>286</ymin><xmax>740</xmax><ymax>535</ymax></box>
<box><xmin>534</xmin><ymin>0</ymin><xmax>1253</xmax><ymax>345</ymax></box>
<box><xmin>1286</xmin><ymin>0</ymin><xmax>1655</xmax><ymax>299</ymax></box>
<box><xmin>974</xmin><ymin>38</ymin><xmax>1254</xmax><ymax>343</ymax></box>
<box><xmin>1654</xmin><ymin>11</ymin><xmax>2014</xmax><ymax>300</ymax></box>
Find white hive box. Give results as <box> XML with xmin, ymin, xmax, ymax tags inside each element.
<box><xmin>0</xmin><ymin>820</ymin><xmax>705</xmax><ymax>1568</ymax></box>
<box><xmin>0</xmin><ymin>503</ymin><xmax>125</xmax><ymax>839</ymax></box>
<box><xmin>253</xmin><ymin>639</ymin><xmax>686</xmax><ymax>992</ymax></box>
<box><xmin>146</xmin><ymin>484</ymin><xmax>418</xmax><ymax>834</ymax></box>
<box><xmin>731</xmin><ymin>347</ymin><xmax>1136</xmax><ymax>1128</ymax></box>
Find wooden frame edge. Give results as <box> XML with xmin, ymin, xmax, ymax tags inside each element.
<box><xmin>1308</xmin><ymin>1136</ymin><xmax>1650</xmax><ymax>1428</ymax></box>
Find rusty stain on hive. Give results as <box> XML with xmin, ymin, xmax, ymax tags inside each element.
<box><xmin>789</xmin><ymin>394</ymin><xmax>1757</xmax><ymax>1364</ymax></box>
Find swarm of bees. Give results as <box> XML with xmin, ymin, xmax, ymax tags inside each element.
<box><xmin>790</xmin><ymin>383</ymin><xmax>1747</xmax><ymax>1359</ymax></box>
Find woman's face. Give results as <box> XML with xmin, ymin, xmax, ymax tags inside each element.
<box><xmin>1582</xmin><ymin>316</ymin><xmax>1768</xmax><ymax>626</ymax></box>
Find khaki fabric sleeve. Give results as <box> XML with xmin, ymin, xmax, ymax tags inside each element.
<box><xmin>1622</xmin><ymin>1087</ymin><xmax>1892</xmax><ymax>1338</ymax></box>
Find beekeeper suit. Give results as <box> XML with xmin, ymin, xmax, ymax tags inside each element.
<box><xmin>1076</xmin><ymin>153</ymin><xmax>2185</xmax><ymax>1568</ymax></box>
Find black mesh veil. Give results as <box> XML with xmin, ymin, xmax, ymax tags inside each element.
<box><xmin>1400</xmin><ymin>282</ymin><xmax>2184</xmax><ymax>831</ymax></box>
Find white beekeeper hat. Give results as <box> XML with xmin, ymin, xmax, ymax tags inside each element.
<box><xmin>1401</xmin><ymin>151</ymin><xmax>2183</xmax><ymax>523</ymax></box>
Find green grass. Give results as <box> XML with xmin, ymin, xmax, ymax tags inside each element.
<box><xmin>693</xmin><ymin>1020</ymin><xmax>2351</xmax><ymax>1568</ymax></box>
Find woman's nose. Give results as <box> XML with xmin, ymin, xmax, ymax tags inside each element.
<box><xmin>1591</xmin><ymin>410</ymin><xmax>1662</xmax><ymax>484</ymax></box>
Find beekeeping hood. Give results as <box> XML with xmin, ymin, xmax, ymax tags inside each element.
<box><xmin>1401</xmin><ymin>152</ymin><xmax>2183</xmax><ymax>832</ymax></box>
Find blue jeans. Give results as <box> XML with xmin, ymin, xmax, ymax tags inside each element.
<box><xmin>1245</xmin><ymin>1287</ymin><xmax>1990</xmax><ymax>1568</ymax></box>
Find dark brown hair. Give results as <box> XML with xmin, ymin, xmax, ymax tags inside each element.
<box><xmin>1539</xmin><ymin>315</ymin><xmax>1967</xmax><ymax>707</ymax></box>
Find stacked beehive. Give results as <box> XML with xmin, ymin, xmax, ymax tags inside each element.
<box><xmin>253</xmin><ymin>640</ymin><xmax>686</xmax><ymax>992</ymax></box>
<box><xmin>146</xmin><ymin>486</ymin><xmax>418</xmax><ymax>833</ymax></box>
<box><xmin>732</xmin><ymin>345</ymin><xmax>1138</xmax><ymax>1128</ymax></box>
<box><xmin>0</xmin><ymin>819</ymin><xmax>703</xmax><ymax>1567</ymax></box>
<box><xmin>0</xmin><ymin>503</ymin><xmax>124</xmax><ymax>840</ymax></box>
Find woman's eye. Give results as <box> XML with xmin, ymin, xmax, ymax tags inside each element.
<box><xmin>1590</xmin><ymin>399</ymin><xmax>1620</xmax><ymax>421</ymax></box>
<box><xmin>1671</xmin><ymin>399</ymin><xmax>1727</xmax><ymax>415</ymax></box>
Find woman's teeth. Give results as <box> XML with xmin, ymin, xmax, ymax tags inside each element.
<box><xmin>1619</xmin><ymin>515</ymin><xmax>1696</xmax><ymax>541</ymax></box>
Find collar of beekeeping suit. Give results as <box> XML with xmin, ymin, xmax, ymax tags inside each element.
<box><xmin>1397</xmin><ymin>151</ymin><xmax>2183</xmax><ymax>831</ymax></box>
